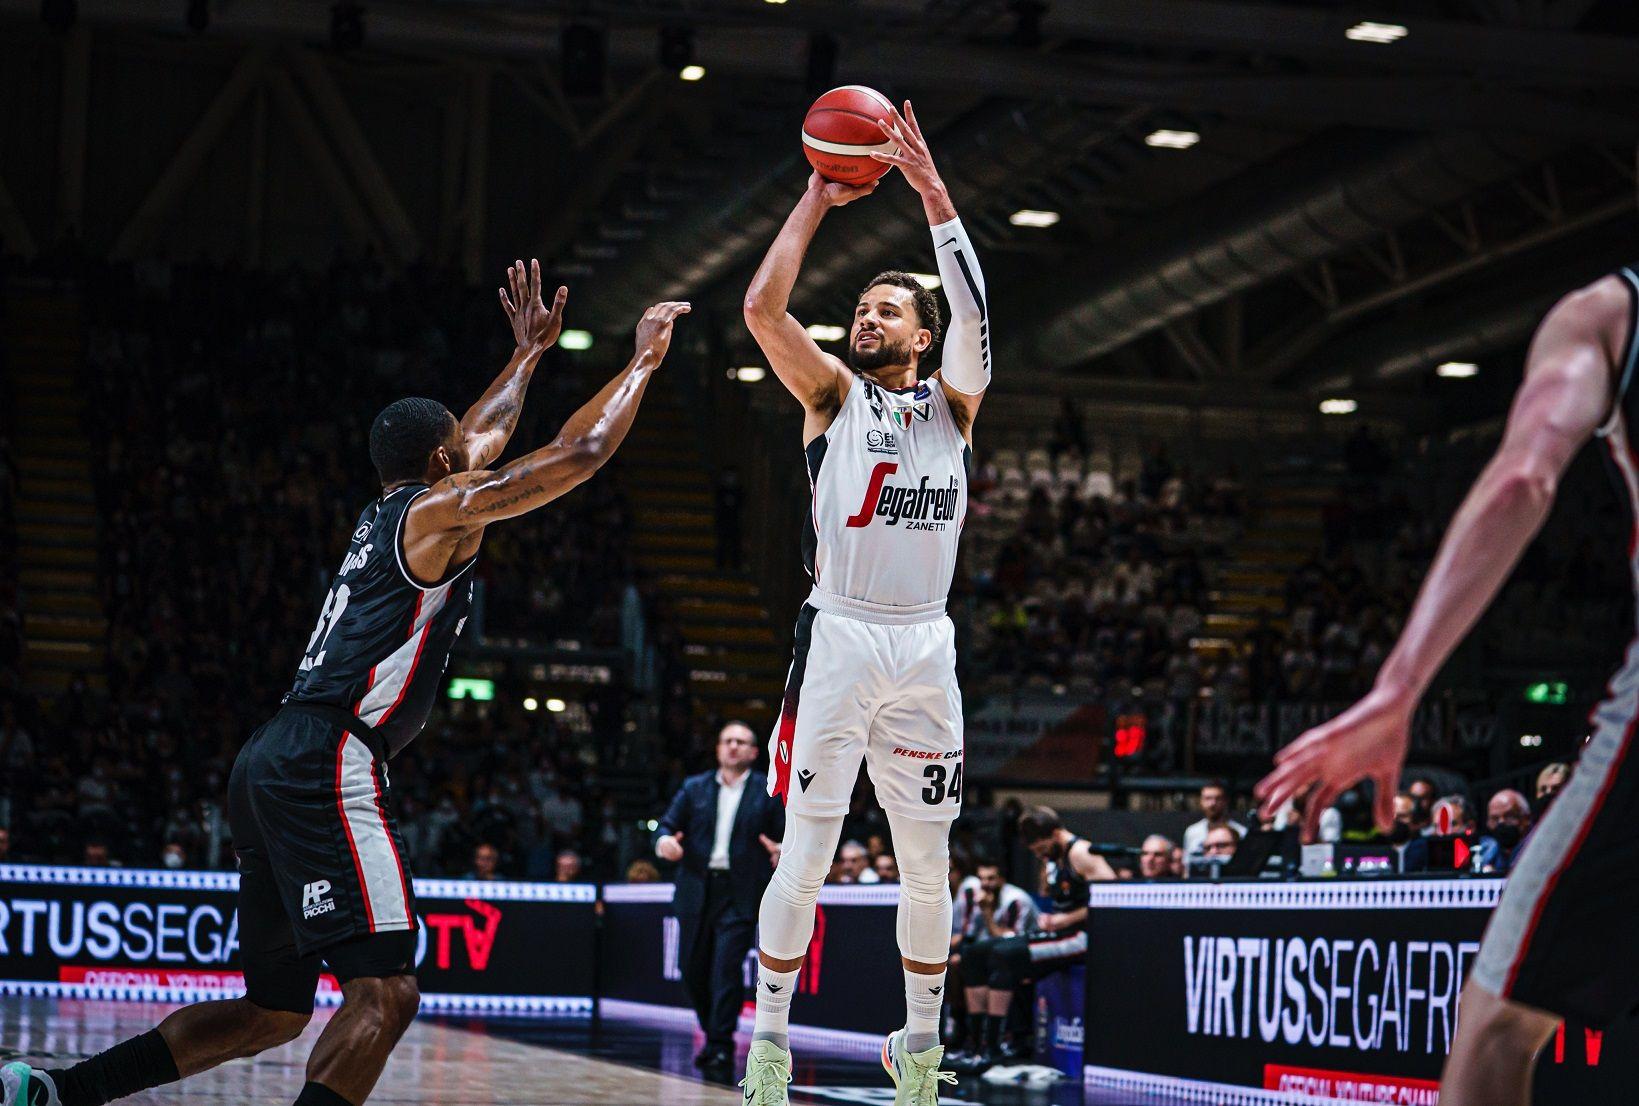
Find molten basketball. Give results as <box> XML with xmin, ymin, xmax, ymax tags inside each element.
<box><xmin>801</xmin><ymin>86</ymin><xmax>897</xmax><ymax>186</ymax></box>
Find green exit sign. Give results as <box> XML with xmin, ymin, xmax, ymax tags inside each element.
<box><xmin>447</xmin><ymin>677</ymin><xmax>495</xmax><ymax>701</ymax></box>
<box><xmin>1524</xmin><ymin>681</ymin><xmax>1568</xmax><ymax>705</ymax></box>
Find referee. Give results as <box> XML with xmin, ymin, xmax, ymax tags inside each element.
<box><xmin>655</xmin><ymin>722</ymin><xmax>784</xmax><ymax>1069</ymax></box>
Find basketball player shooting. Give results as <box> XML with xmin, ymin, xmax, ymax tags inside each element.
<box><xmin>0</xmin><ymin>264</ymin><xmax>688</xmax><ymax>1106</ymax></box>
<box><xmin>738</xmin><ymin>101</ymin><xmax>987</xmax><ymax>1105</ymax></box>
<box><xmin>1254</xmin><ymin>269</ymin><xmax>1639</xmax><ymax>1106</ymax></box>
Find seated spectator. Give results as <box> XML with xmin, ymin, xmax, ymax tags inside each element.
<box><xmin>836</xmin><ymin>840</ymin><xmax>879</xmax><ymax>884</ymax></box>
<box><xmin>1182</xmin><ymin>780</ymin><xmax>1246</xmax><ymax>856</ymax></box>
<box><xmin>82</xmin><ymin>838</ymin><xmax>119</xmax><ymax>868</ymax></box>
<box><xmin>554</xmin><ymin>848</ymin><xmax>584</xmax><ymax>883</ymax></box>
<box><xmin>1389</xmin><ymin>792</ymin><xmax>1431</xmax><ymax>843</ymax></box>
<box><xmin>1200</xmin><ymin>824</ymin><xmax>1239</xmax><ymax>861</ymax></box>
<box><xmin>468</xmin><ymin>842</ymin><xmax>501</xmax><ymax>881</ymax></box>
<box><xmin>1535</xmin><ymin>762</ymin><xmax>1571</xmax><ymax>807</ymax></box>
<box><xmin>950</xmin><ymin>860</ymin><xmax>1039</xmax><ymax>1064</ymax></box>
<box><xmin>625</xmin><ymin>858</ymin><xmax>661</xmax><ymax>883</ymax></box>
<box><xmin>1482</xmin><ymin>790</ymin><xmax>1532</xmax><ymax>874</ymax></box>
<box><xmin>873</xmin><ymin>854</ymin><xmax>900</xmax><ymax>883</ymax></box>
<box><xmin>1138</xmin><ymin>835</ymin><xmax>1177</xmax><ymax>879</ymax></box>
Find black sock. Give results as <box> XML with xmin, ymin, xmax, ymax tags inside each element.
<box><xmin>49</xmin><ymin>1030</ymin><xmax>180</xmax><ymax>1106</ymax></box>
<box><xmin>965</xmin><ymin>1012</ymin><xmax>985</xmax><ymax>1048</ymax></box>
<box><xmin>294</xmin><ymin>1082</ymin><xmax>353</xmax><ymax>1106</ymax></box>
<box><xmin>984</xmin><ymin>1014</ymin><xmax>1006</xmax><ymax>1052</ymax></box>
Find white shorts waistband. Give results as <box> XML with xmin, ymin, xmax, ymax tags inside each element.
<box><xmin>805</xmin><ymin>588</ymin><xmax>946</xmax><ymax>626</ymax></box>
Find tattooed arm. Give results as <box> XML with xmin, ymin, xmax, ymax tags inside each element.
<box><xmin>401</xmin><ymin>301</ymin><xmax>691</xmax><ymax>582</ymax></box>
<box><xmin>462</xmin><ymin>259</ymin><xmax>569</xmax><ymax>470</ymax></box>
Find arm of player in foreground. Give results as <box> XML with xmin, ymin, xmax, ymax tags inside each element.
<box><xmin>742</xmin><ymin>175</ymin><xmax>872</xmax><ymax>414</ymax></box>
<box><xmin>416</xmin><ymin>301</ymin><xmax>690</xmax><ymax>532</ymax></box>
<box><xmin>873</xmin><ymin>101</ymin><xmax>990</xmax><ymax>426</ymax></box>
<box><xmin>461</xmin><ymin>259</ymin><xmax>569</xmax><ymax>469</ymax></box>
<box><xmin>1255</xmin><ymin>278</ymin><xmax>1628</xmax><ymax>841</ymax></box>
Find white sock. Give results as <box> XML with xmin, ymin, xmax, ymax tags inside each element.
<box><xmin>903</xmin><ymin>968</ymin><xmax>946</xmax><ymax>1053</ymax></box>
<box><xmin>752</xmin><ymin>963</ymin><xmax>799</xmax><ymax>1051</ymax></box>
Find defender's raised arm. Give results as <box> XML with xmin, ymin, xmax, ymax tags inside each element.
<box><xmin>1255</xmin><ymin>277</ymin><xmax>1628</xmax><ymax>840</ymax></box>
<box><xmin>402</xmin><ymin>301</ymin><xmax>689</xmax><ymax>575</ymax></box>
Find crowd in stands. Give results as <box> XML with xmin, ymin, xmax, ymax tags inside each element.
<box><xmin>1</xmin><ymin>252</ymin><xmax>654</xmax><ymax>873</ymax></box>
<box><xmin>958</xmin><ymin>420</ymin><xmax>1240</xmax><ymax>697</ymax></box>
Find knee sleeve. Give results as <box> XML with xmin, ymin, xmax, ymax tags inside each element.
<box><xmin>887</xmin><ymin>814</ymin><xmax>952</xmax><ymax>964</ymax></box>
<box><xmin>757</xmin><ymin>813</ymin><xmax>843</xmax><ymax>960</ymax></box>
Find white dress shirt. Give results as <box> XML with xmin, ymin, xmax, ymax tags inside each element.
<box><xmin>710</xmin><ymin>770</ymin><xmax>748</xmax><ymax>870</ymax></box>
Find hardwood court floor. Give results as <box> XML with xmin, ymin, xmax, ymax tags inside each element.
<box><xmin>0</xmin><ymin>998</ymin><xmax>1088</xmax><ymax>1105</ymax></box>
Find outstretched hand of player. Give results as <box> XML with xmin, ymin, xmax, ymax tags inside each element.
<box><xmin>871</xmin><ymin>101</ymin><xmax>943</xmax><ymax>198</ymax></box>
<box><xmin>806</xmin><ymin>170</ymin><xmax>877</xmax><ymax>209</ymax></box>
<box><xmin>634</xmin><ymin>301</ymin><xmax>692</xmax><ymax>362</ymax></box>
<box><xmin>499</xmin><ymin>258</ymin><xmax>568</xmax><ymax>353</ymax></box>
<box><xmin>1254</xmin><ymin>685</ymin><xmax>1412</xmax><ymax>842</ymax></box>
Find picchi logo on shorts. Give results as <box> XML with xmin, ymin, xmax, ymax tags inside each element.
<box><xmin>302</xmin><ymin>879</ymin><xmax>336</xmax><ymax>919</ymax></box>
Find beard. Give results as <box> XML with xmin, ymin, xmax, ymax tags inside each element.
<box><xmin>848</xmin><ymin>334</ymin><xmax>914</xmax><ymax>372</ymax></box>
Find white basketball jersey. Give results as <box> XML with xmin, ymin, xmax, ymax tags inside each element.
<box><xmin>803</xmin><ymin>376</ymin><xmax>970</xmax><ymax>609</ymax></box>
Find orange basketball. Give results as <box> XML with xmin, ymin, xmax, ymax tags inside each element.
<box><xmin>801</xmin><ymin>86</ymin><xmax>897</xmax><ymax>186</ymax></box>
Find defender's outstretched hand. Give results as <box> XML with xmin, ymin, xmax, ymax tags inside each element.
<box><xmin>499</xmin><ymin>258</ymin><xmax>568</xmax><ymax>352</ymax></box>
<box><xmin>1254</xmin><ymin>685</ymin><xmax>1409</xmax><ymax>842</ymax></box>
<box><xmin>635</xmin><ymin>301</ymin><xmax>691</xmax><ymax>361</ymax></box>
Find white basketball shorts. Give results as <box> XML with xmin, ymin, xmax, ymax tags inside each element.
<box><xmin>766</xmin><ymin>590</ymin><xmax>964</xmax><ymax>822</ymax></box>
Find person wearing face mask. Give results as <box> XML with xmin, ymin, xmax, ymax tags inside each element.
<box><xmin>1480</xmin><ymin>790</ymin><xmax>1533</xmax><ymax>874</ymax></box>
<box><xmin>161</xmin><ymin>843</ymin><xmax>187</xmax><ymax>870</ymax></box>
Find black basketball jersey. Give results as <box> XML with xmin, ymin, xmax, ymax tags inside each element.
<box><xmin>285</xmin><ymin>484</ymin><xmax>475</xmax><ymax>755</ymax></box>
<box><xmin>1046</xmin><ymin>835</ymin><xmax>1093</xmax><ymax>913</ymax></box>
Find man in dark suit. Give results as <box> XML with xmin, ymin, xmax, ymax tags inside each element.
<box><xmin>655</xmin><ymin>721</ymin><xmax>784</xmax><ymax>1069</ymax></box>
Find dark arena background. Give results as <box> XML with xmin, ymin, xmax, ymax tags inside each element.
<box><xmin>3</xmin><ymin>1</ymin><xmax>1639</xmax><ymax>1104</ymax></box>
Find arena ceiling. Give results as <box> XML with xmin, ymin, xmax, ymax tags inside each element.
<box><xmin>6</xmin><ymin>0</ymin><xmax>1639</xmax><ymax>415</ymax></box>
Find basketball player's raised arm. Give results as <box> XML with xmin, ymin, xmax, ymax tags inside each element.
<box><xmin>742</xmin><ymin>175</ymin><xmax>873</xmax><ymax>418</ymax></box>
<box><xmin>461</xmin><ymin>259</ymin><xmax>569</xmax><ymax>469</ymax></box>
<box><xmin>874</xmin><ymin>101</ymin><xmax>990</xmax><ymax>433</ymax></box>
<box><xmin>416</xmin><ymin>301</ymin><xmax>690</xmax><ymax>530</ymax></box>
<box><xmin>1256</xmin><ymin>278</ymin><xmax>1630</xmax><ymax>840</ymax></box>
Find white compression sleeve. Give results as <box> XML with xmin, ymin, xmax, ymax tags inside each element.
<box><xmin>886</xmin><ymin>812</ymin><xmax>953</xmax><ymax>964</ymax></box>
<box><xmin>930</xmin><ymin>216</ymin><xmax>990</xmax><ymax>395</ymax></box>
<box><xmin>757</xmin><ymin>813</ymin><xmax>844</xmax><ymax>961</ymax></box>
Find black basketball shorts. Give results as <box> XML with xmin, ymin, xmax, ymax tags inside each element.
<box><xmin>1471</xmin><ymin>695</ymin><xmax>1639</xmax><ymax>1026</ymax></box>
<box><xmin>227</xmin><ymin>703</ymin><xmax>418</xmax><ymax>1012</ymax></box>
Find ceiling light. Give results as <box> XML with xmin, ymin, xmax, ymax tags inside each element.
<box><xmin>1345</xmin><ymin>21</ymin><xmax>1408</xmax><ymax>44</ymax></box>
<box><xmin>559</xmin><ymin>329</ymin><xmax>593</xmax><ymax>350</ymax></box>
<box><xmin>545</xmin><ymin>697</ymin><xmax>568</xmax><ymax>713</ymax></box>
<box><xmin>679</xmin><ymin>64</ymin><xmax>706</xmax><ymax>81</ymax></box>
<box><xmin>729</xmin><ymin>365</ymin><xmax>767</xmax><ymax>382</ymax></box>
<box><xmin>1009</xmin><ymin>209</ymin><xmax>1060</xmax><ymax>228</ymax></box>
<box><xmin>764</xmin><ymin>0</ymin><xmax>787</xmax><ymax>4</ymax></box>
<box><xmin>806</xmin><ymin>324</ymin><xmax>847</xmax><ymax>342</ymax></box>
<box><xmin>1145</xmin><ymin>129</ymin><xmax>1200</xmax><ymax>150</ymax></box>
<box><xmin>907</xmin><ymin>272</ymin><xmax>941</xmax><ymax>290</ymax></box>
<box><xmin>1437</xmin><ymin>361</ymin><xmax>1479</xmax><ymax>379</ymax></box>
<box><xmin>523</xmin><ymin>697</ymin><xmax>539</xmax><ymax>712</ymax></box>
<box><xmin>1319</xmin><ymin>398</ymin><xmax>1358</xmax><ymax>415</ymax></box>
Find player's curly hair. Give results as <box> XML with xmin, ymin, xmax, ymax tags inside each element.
<box><xmin>369</xmin><ymin>397</ymin><xmax>457</xmax><ymax>484</ymax></box>
<box><xmin>860</xmin><ymin>270</ymin><xmax>942</xmax><ymax>347</ymax></box>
